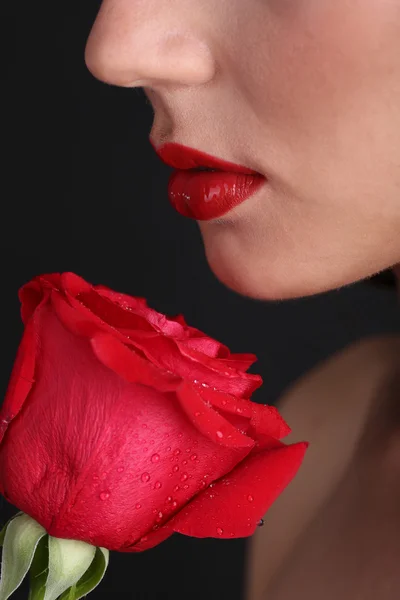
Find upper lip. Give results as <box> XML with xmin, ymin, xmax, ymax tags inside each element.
<box><xmin>150</xmin><ymin>140</ymin><xmax>262</xmax><ymax>175</ymax></box>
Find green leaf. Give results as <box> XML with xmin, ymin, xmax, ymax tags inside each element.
<box><xmin>58</xmin><ymin>547</ymin><xmax>109</xmax><ymax>600</ymax></box>
<box><xmin>28</xmin><ymin>535</ymin><xmax>49</xmax><ymax>600</ymax></box>
<box><xmin>0</xmin><ymin>513</ymin><xmax>47</xmax><ymax>600</ymax></box>
<box><xmin>0</xmin><ymin>513</ymin><xmax>24</xmax><ymax>547</ymax></box>
<box><xmin>43</xmin><ymin>537</ymin><xmax>96</xmax><ymax>600</ymax></box>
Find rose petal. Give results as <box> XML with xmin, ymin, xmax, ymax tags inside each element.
<box><xmin>198</xmin><ymin>386</ymin><xmax>291</xmax><ymax>439</ymax></box>
<box><xmin>90</xmin><ymin>333</ymin><xmax>181</xmax><ymax>393</ymax></box>
<box><xmin>0</xmin><ymin>307</ymin><xmax>42</xmax><ymax>445</ymax></box>
<box><xmin>121</xmin><ymin>527</ymin><xmax>174</xmax><ymax>553</ymax></box>
<box><xmin>19</xmin><ymin>281</ymin><xmax>45</xmax><ymax>324</ymax></box>
<box><xmin>176</xmin><ymin>382</ymin><xmax>255</xmax><ymax>449</ymax></box>
<box><xmin>168</xmin><ymin>441</ymin><xmax>308</xmax><ymax>538</ymax></box>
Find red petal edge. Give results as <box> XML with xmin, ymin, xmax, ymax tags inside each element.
<box><xmin>167</xmin><ymin>441</ymin><xmax>308</xmax><ymax>539</ymax></box>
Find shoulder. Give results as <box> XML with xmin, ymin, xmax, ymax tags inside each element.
<box><xmin>246</xmin><ymin>333</ymin><xmax>400</xmax><ymax>600</ymax></box>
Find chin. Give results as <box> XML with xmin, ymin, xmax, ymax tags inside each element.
<box><xmin>201</xmin><ymin>231</ymin><xmax>372</xmax><ymax>301</ymax></box>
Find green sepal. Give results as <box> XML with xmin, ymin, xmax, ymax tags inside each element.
<box><xmin>28</xmin><ymin>535</ymin><xmax>49</xmax><ymax>600</ymax></box>
<box><xmin>43</xmin><ymin>537</ymin><xmax>96</xmax><ymax>600</ymax></box>
<box><xmin>0</xmin><ymin>513</ymin><xmax>24</xmax><ymax>547</ymax></box>
<box><xmin>0</xmin><ymin>513</ymin><xmax>47</xmax><ymax>600</ymax></box>
<box><xmin>57</xmin><ymin>547</ymin><xmax>109</xmax><ymax>600</ymax></box>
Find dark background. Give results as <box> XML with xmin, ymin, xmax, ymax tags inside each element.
<box><xmin>2</xmin><ymin>2</ymin><xmax>400</xmax><ymax>599</ymax></box>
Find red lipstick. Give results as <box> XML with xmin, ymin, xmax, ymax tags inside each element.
<box><xmin>151</xmin><ymin>141</ymin><xmax>266</xmax><ymax>220</ymax></box>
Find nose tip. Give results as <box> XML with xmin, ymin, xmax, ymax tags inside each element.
<box><xmin>84</xmin><ymin>5</ymin><xmax>216</xmax><ymax>88</ymax></box>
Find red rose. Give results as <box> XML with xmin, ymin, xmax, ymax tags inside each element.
<box><xmin>0</xmin><ymin>272</ymin><xmax>307</xmax><ymax>552</ymax></box>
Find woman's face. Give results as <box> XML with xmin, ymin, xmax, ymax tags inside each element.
<box><xmin>85</xmin><ymin>0</ymin><xmax>400</xmax><ymax>300</ymax></box>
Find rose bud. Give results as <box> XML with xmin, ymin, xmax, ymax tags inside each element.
<box><xmin>0</xmin><ymin>273</ymin><xmax>307</xmax><ymax>599</ymax></box>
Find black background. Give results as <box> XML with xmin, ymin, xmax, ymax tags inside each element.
<box><xmin>2</xmin><ymin>2</ymin><xmax>400</xmax><ymax>599</ymax></box>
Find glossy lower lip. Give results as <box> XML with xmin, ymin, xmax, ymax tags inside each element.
<box><xmin>168</xmin><ymin>170</ymin><xmax>266</xmax><ymax>220</ymax></box>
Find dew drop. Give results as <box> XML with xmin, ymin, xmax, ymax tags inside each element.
<box><xmin>92</xmin><ymin>474</ymin><xmax>99</xmax><ymax>480</ymax></box>
<box><xmin>166</xmin><ymin>496</ymin><xmax>173</xmax><ymax>503</ymax></box>
<box><xmin>183</xmin><ymin>484</ymin><xmax>189</xmax><ymax>490</ymax></box>
<box><xmin>216</xmin><ymin>431</ymin><xmax>224</xmax><ymax>439</ymax></box>
<box><xmin>116</xmin><ymin>527</ymin><xmax>122</xmax><ymax>533</ymax></box>
<box><xmin>222</xmin><ymin>400</ymin><xmax>227</xmax><ymax>406</ymax></box>
<box><xmin>154</xmin><ymin>481</ymin><xmax>162</xmax><ymax>489</ymax></box>
<box><xmin>180</xmin><ymin>473</ymin><xmax>188</xmax><ymax>482</ymax></box>
<box><xmin>174</xmin><ymin>449</ymin><xmax>181</xmax><ymax>456</ymax></box>
<box><xmin>194</xmin><ymin>412</ymin><xmax>201</xmax><ymax>417</ymax></box>
<box><xmin>117</xmin><ymin>467</ymin><xmax>124</xmax><ymax>473</ymax></box>
<box><xmin>257</xmin><ymin>519</ymin><xmax>265</xmax><ymax>527</ymax></box>
<box><xmin>216</xmin><ymin>527</ymin><xmax>224</xmax><ymax>536</ymax></box>
<box><xmin>135</xmin><ymin>503</ymin><xmax>142</xmax><ymax>509</ymax></box>
<box><xmin>182</xmin><ymin>460</ymin><xmax>188</xmax><ymax>465</ymax></box>
<box><xmin>174</xmin><ymin>485</ymin><xmax>180</xmax><ymax>492</ymax></box>
<box><xmin>247</xmin><ymin>495</ymin><xmax>254</xmax><ymax>502</ymax></box>
<box><xmin>157</xmin><ymin>511</ymin><xmax>163</xmax><ymax>519</ymax></box>
<box><xmin>172</xmin><ymin>501</ymin><xmax>178</xmax><ymax>508</ymax></box>
<box><xmin>142</xmin><ymin>424</ymin><xmax>148</xmax><ymax>429</ymax></box>
<box><xmin>141</xmin><ymin>536</ymin><xmax>148</xmax><ymax>542</ymax></box>
<box><xmin>141</xmin><ymin>472</ymin><xmax>151</xmax><ymax>483</ymax></box>
<box><xmin>167</xmin><ymin>446</ymin><xmax>172</xmax><ymax>452</ymax></box>
<box><xmin>151</xmin><ymin>453</ymin><xmax>160</xmax><ymax>463</ymax></box>
<box><xmin>99</xmin><ymin>491</ymin><xmax>110</xmax><ymax>501</ymax></box>
<box><xmin>173</xmin><ymin>465</ymin><xmax>179</xmax><ymax>473</ymax></box>
<box><xmin>190</xmin><ymin>454</ymin><xmax>198</xmax><ymax>461</ymax></box>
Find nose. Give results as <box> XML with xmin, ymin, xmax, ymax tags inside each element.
<box><xmin>84</xmin><ymin>0</ymin><xmax>216</xmax><ymax>88</ymax></box>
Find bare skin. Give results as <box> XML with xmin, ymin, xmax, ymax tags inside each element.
<box><xmin>83</xmin><ymin>2</ymin><xmax>400</xmax><ymax>597</ymax></box>
<box><xmin>246</xmin><ymin>333</ymin><xmax>400</xmax><ymax>600</ymax></box>
<box><xmin>85</xmin><ymin>0</ymin><xmax>400</xmax><ymax>300</ymax></box>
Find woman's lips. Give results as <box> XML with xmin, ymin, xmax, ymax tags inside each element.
<box><xmin>151</xmin><ymin>141</ymin><xmax>266</xmax><ymax>221</ymax></box>
<box><xmin>168</xmin><ymin>169</ymin><xmax>266</xmax><ymax>221</ymax></box>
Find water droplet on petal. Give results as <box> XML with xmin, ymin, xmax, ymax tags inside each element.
<box><xmin>247</xmin><ymin>495</ymin><xmax>254</xmax><ymax>502</ymax></box>
<box><xmin>151</xmin><ymin>453</ymin><xmax>160</xmax><ymax>463</ymax></box>
<box><xmin>154</xmin><ymin>481</ymin><xmax>162</xmax><ymax>489</ymax></box>
<box><xmin>257</xmin><ymin>519</ymin><xmax>265</xmax><ymax>527</ymax></box>
<box><xmin>216</xmin><ymin>431</ymin><xmax>224</xmax><ymax>439</ymax></box>
<box><xmin>166</xmin><ymin>496</ymin><xmax>173</xmax><ymax>503</ymax></box>
<box><xmin>174</xmin><ymin>485</ymin><xmax>180</xmax><ymax>492</ymax></box>
<box><xmin>174</xmin><ymin>449</ymin><xmax>181</xmax><ymax>456</ymax></box>
<box><xmin>99</xmin><ymin>491</ymin><xmax>110</xmax><ymax>501</ymax></box>
<box><xmin>190</xmin><ymin>454</ymin><xmax>198</xmax><ymax>461</ymax></box>
<box><xmin>173</xmin><ymin>465</ymin><xmax>179</xmax><ymax>473</ymax></box>
<box><xmin>141</xmin><ymin>472</ymin><xmax>151</xmax><ymax>483</ymax></box>
<box><xmin>182</xmin><ymin>460</ymin><xmax>188</xmax><ymax>465</ymax></box>
<box><xmin>167</xmin><ymin>446</ymin><xmax>172</xmax><ymax>451</ymax></box>
<box><xmin>158</xmin><ymin>511</ymin><xmax>163</xmax><ymax>519</ymax></box>
<box><xmin>135</xmin><ymin>503</ymin><xmax>142</xmax><ymax>509</ymax></box>
<box><xmin>142</xmin><ymin>424</ymin><xmax>148</xmax><ymax>429</ymax></box>
<box><xmin>183</xmin><ymin>484</ymin><xmax>189</xmax><ymax>490</ymax></box>
<box><xmin>194</xmin><ymin>412</ymin><xmax>201</xmax><ymax>417</ymax></box>
<box><xmin>172</xmin><ymin>501</ymin><xmax>178</xmax><ymax>508</ymax></box>
<box><xmin>92</xmin><ymin>474</ymin><xmax>99</xmax><ymax>480</ymax></box>
<box><xmin>117</xmin><ymin>467</ymin><xmax>124</xmax><ymax>473</ymax></box>
<box><xmin>180</xmin><ymin>473</ymin><xmax>188</xmax><ymax>482</ymax></box>
<box><xmin>216</xmin><ymin>527</ymin><xmax>224</xmax><ymax>536</ymax></box>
